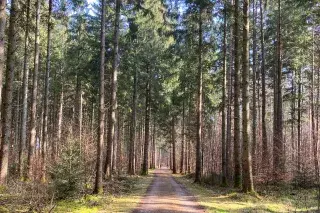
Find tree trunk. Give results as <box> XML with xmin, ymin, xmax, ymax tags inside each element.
<box><xmin>273</xmin><ymin>0</ymin><xmax>285</xmax><ymax>179</ymax></box>
<box><xmin>251</xmin><ymin>0</ymin><xmax>257</xmax><ymax>176</ymax></box>
<box><xmin>297</xmin><ymin>68</ymin><xmax>301</xmax><ymax>173</ymax></box>
<box><xmin>241</xmin><ymin>0</ymin><xmax>254</xmax><ymax>192</ymax></box>
<box><xmin>105</xmin><ymin>0</ymin><xmax>121</xmax><ymax>178</ymax></box>
<box><xmin>195</xmin><ymin>6</ymin><xmax>203</xmax><ymax>183</ymax></box>
<box><xmin>233</xmin><ymin>0</ymin><xmax>241</xmax><ymax>188</ymax></box>
<box><xmin>41</xmin><ymin>0</ymin><xmax>53</xmax><ymax>182</ymax></box>
<box><xmin>142</xmin><ymin>66</ymin><xmax>151</xmax><ymax>175</ymax></box>
<box><xmin>19</xmin><ymin>0</ymin><xmax>31</xmax><ymax>179</ymax></box>
<box><xmin>0</xmin><ymin>0</ymin><xmax>17</xmax><ymax>185</ymax></box>
<box><xmin>26</xmin><ymin>0</ymin><xmax>41</xmax><ymax>181</ymax></box>
<box><xmin>260</xmin><ymin>0</ymin><xmax>268</xmax><ymax>171</ymax></box>
<box><xmin>180</xmin><ymin>100</ymin><xmax>185</xmax><ymax>174</ymax></box>
<box><xmin>0</xmin><ymin>0</ymin><xmax>6</xmax><ymax>119</ymax></box>
<box><xmin>128</xmin><ymin>69</ymin><xmax>137</xmax><ymax>175</ymax></box>
<box><xmin>311</xmin><ymin>28</ymin><xmax>319</xmax><ymax>177</ymax></box>
<box><xmin>221</xmin><ymin>3</ymin><xmax>227</xmax><ymax>186</ymax></box>
<box><xmin>93</xmin><ymin>0</ymin><xmax>106</xmax><ymax>194</ymax></box>
<box><xmin>172</xmin><ymin>116</ymin><xmax>177</xmax><ymax>174</ymax></box>
<box><xmin>226</xmin><ymin>0</ymin><xmax>234</xmax><ymax>182</ymax></box>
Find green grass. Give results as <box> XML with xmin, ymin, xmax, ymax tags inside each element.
<box><xmin>174</xmin><ymin>174</ymin><xmax>318</xmax><ymax>213</ymax></box>
<box><xmin>54</xmin><ymin>175</ymin><xmax>153</xmax><ymax>213</ymax></box>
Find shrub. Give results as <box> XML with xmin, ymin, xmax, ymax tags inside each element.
<box><xmin>50</xmin><ymin>140</ymin><xmax>85</xmax><ymax>199</ymax></box>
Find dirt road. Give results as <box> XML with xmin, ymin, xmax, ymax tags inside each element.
<box><xmin>132</xmin><ymin>168</ymin><xmax>206</xmax><ymax>213</ymax></box>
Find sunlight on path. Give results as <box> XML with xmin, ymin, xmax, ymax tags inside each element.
<box><xmin>132</xmin><ymin>168</ymin><xmax>205</xmax><ymax>213</ymax></box>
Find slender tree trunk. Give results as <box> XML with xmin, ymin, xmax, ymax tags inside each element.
<box><xmin>226</xmin><ymin>0</ymin><xmax>234</xmax><ymax>181</ymax></box>
<box><xmin>221</xmin><ymin>4</ymin><xmax>227</xmax><ymax>186</ymax></box>
<box><xmin>105</xmin><ymin>0</ymin><xmax>121</xmax><ymax>178</ymax></box>
<box><xmin>297</xmin><ymin>68</ymin><xmax>301</xmax><ymax>173</ymax></box>
<box><xmin>41</xmin><ymin>0</ymin><xmax>53</xmax><ymax>182</ymax></box>
<box><xmin>195</xmin><ymin>6</ymin><xmax>203</xmax><ymax>183</ymax></box>
<box><xmin>251</xmin><ymin>0</ymin><xmax>257</xmax><ymax>175</ymax></box>
<box><xmin>180</xmin><ymin>100</ymin><xmax>185</xmax><ymax>174</ymax></box>
<box><xmin>142</xmin><ymin>66</ymin><xmax>151</xmax><ymax>175</ymax></box>
<box><xmin>0</xmin><ymin>0</ymin><xmax>6</xmax><ymax>119</ymax></box>
<box><xmin>233</xmin><ymin>0</ymin><xmax>241</xmax><ymax>188</ymax></box>
<box><xmin>26</xmin><ymin>0</ymin><xmax>41</xmax><ymax>180</ymax></box>
<box><xmin>273</xmin><ymin>0</ymin><xmax>284</xmax><ymax>179</ymax></box>
<box><xmin>0</xmin><ymin>0</ymin><xmax>17</xmax><ymax>185</ymax></box>
<box><xmin>128</xmin><ymin>69</ymin><xmax>137</xmax><ymax>175</ymax></box>
<box><xmin>19</xmin><ymin>0</ymin><xmax>31</xmax><ymax>179</ymax></box>
<box><xmin>75</xmin><ymin>75</ymin><xmax>82</xmax><ymax>141</ymax></box>
<box><xmin>260</xmin><ymin>0</ymin><xmax>268</xmax><ymax>171</ymax></box>
<box><xmin>311</xmin><ymin>28</ymin><xmax>319</xmax><ymax>177</ymax></box>
<box><xmin>172</xmin><ymin>116</ymin><xmax>177</xmax><ymax>174</ymax></box>
<box><xmin>241</xmin><ymin>0</ymin><xmax>254</xmax><ymax>192</ymax></box>
<box><xmin>93</xmin><ymin>0</ymin><xmax>106</xmax><ymax>194</ymax></box>
<box><xmin>57</xmin><ymin>84</ymin><xmax>63</xmax><ymax>156</ymax></box>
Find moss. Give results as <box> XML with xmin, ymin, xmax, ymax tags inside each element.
<box><xmin>174</xmin><ymin>174</ymin><xmax>317</xmax><ymax>213</ymax></box>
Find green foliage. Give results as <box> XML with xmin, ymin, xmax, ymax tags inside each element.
<box><xmin>50</xmin><ymin>140</ymin><xmax>85</xmax><ymax>200</ymax></box>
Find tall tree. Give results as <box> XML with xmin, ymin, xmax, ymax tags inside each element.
<box><xmin>0</xmin><ymin>0</ymin><xmax>6</xmax><ymax>118</ymax></box>
<box><xmin>105</xmin><ymin>0</ymin><xmax>121</xmax><ymax>178</ymax></box>
<box><xmin>260</xmin><ymin>0</ymin><xmax>268</xmax><ymax>171</ymax></box>
<box><xmin>221</xmin><ymin>3</ymin><xmax>227</xmax><ymax>186</ymax></box>
<box><xmin>194</xmin><ymin>5</ymin><xmax>203</xmax><ymax>183</ymax></box>
<box><xmin>94</xmin><ymin>0</ymin><xmax>106</xmax><ymax>194</ymax></box>
<box><xmin>41</xmin><ymin>0</ymin><xmax>53</xmax><ymax>182</ymax></box>
<box><xmin>233</xmin><ymin>0</ymin><xmax>241</xmax><ymax>188</ymax></box>
<box><xmin>19</xmin><ymin>0</ymin><xmax>31</xmax><ymax>178</ymax></box>
<box><xmin>142</xmin><ymin>66</ymin><xmax>151</xmax><ymax>175</ymax></box>
<box><xmin>0</xmin><ymin>0</ymin><xmax>17</xmax><ymax>185</ymax></box>
<box><xmin>26</xmin><ymin>0</ymin><xmax>41</xmax><ymax>180</ymax></box>
<box><xmin>241</xmin><ymin>0</ymin><xmax>254</xmax><ymax>192</ymax></box>
<box><xmin>273</xmin><ymin>0</ymin><xmax>284</xmax><ymax>179</ymax></box>
<box><xmin>128</xmin><ymin>69</ymin><xmax>137</xmax><ymax>175</ymax></box>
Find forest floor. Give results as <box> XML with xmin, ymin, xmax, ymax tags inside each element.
<box><xmin>0</xmin><ymin>174</ymin><xmax>153</xmax><ymax>213</ymax></box>
<box><xmin>174</xmin><ymin>173</ymin><xmax>318</xmax><ymax>212</ymax></box>
<box><xmin>0</xmin><ymin>169</ymin><xmax>318</xmax><ymax>212</ymax></box>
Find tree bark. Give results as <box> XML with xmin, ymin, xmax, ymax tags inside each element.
<box><xmin>93</xmin><ymin>0</ymin><xmax>106</xmax><ymax>194</ymax></box>
<box><xmin>195</xmin><ymin>6</ymin><xmax>203</xmax><ymax>183</ymax></box>
<box><xmin>221</xmin><ymin>3</ymin><xmax>227</xmax><ymax>186</ymax></box>
<box><xmin>180</xmin><ymin>100</ymin><xmax>185</xmax><ymax>174</ymax></box>
<box><xmin>105</xmin><ymin>0</ymin><xmax>121</xmax><ymax>178</ymax></box>
<box><xmin>19</xmin><ymin>0</ymin><xmax>31</xmax><ymax>178</ymax></box>
<box><xmin>128</xmin><ymin>69</ymin><xmax>137</xmax><ymax>175</ymax></box>
<box><xmin>241</xmin><ymin>0</ymin><xmax>254</xmax><ymax>192</ymax></box>
<box><xmin>260</xmin><ymin>0</ymin><xmax>268</xmax><ymax>171</ymax></box>
<box><xmin>26</xmin><ymin>0</ymin><xmax>41</xmax><ymax>181</ymax></box>
<box><xmin>233</xmin><ymin>0</ymin><xmax>241</xmax><ymax>188</ymax></box>
<box><xmin>41</xmin><ymin>0</ymin><xmax>53</xmax><ymax>182</ymax></box>
<box><xmin>311</xmin><ymin>28</ymin><xmax>319</xmax><ymax>177</ymax></box>
<box><xmin>0</xmin><ymin>0</ymin><xmax>17</xmax><ymax>185</ymax></box>
<box><xmin>251</xmin><ymin>0</ymin><xmax>257</xmax><ymax>175</ymax></box>
<box><xmin>172</xmin><ymin>116</ymin><xmax>177</xmax><ymax>174</ymax></box>
<box><xmin>273</xmin><ymin>0</ymin><xmax>285</xmax><ymax>179</ymax></box>
<box><xmin>0</xmin><ymin>0</ymin><xmax>6</xmax><ymax>120</ymax></box>
<box><xmin>142</xmin><ymin>66</ymin><xmax>151</xmax><ymax>175</ymax></box>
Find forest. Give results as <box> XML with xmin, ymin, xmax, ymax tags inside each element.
<box><xmin>0</xmin><ymin>0</ymin><xmax>319</xmax><ymax>212</ymax></box>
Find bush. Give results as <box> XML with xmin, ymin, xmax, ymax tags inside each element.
<box><xmin>50</xmin><ymin>140</ymin><xmax>85</xmax><ymax>199</ymax></box>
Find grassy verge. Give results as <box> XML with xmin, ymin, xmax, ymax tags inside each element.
<box><xmin>0</xmin><ymin>174</ymin><xmax>153</xmax><ymax>213</ymax></box>
<box><xmin>54</xmin><ymin>175</ymin><xmax>153</xmax><ymax>213</ymax></box>
<box><xmin>174</xmin><ymin>174</ymin><xmax>318</xmax><ymax>213</ymax></box>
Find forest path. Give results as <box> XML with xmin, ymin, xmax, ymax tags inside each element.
<box><xmin>132</xmin><ymin>168</ymin><xmax>206</xmax><ymax>213</ymax></box>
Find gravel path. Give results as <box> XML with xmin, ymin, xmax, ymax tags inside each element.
<box><xmin>132</xmin><ymin>168</ymin><xmax>206</xmax><ymax>213</ymax></box>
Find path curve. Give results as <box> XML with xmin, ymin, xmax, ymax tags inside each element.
<box><xmin>132</xmin><ymin>168</ymin><xmax>206</xmax><ymax>213</ymax></box>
